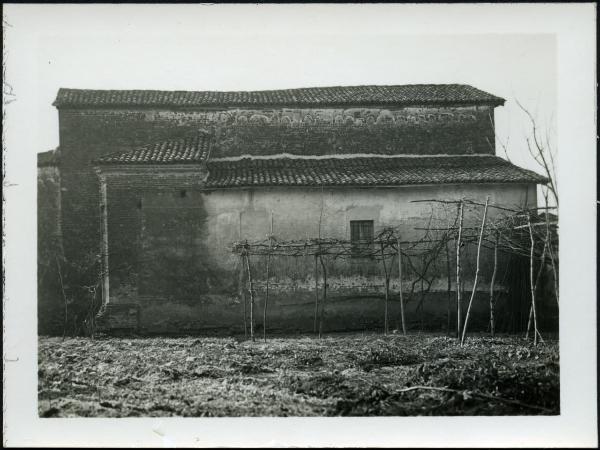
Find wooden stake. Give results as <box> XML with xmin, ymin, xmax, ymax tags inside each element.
<box><xmin>318</xmin><ymin>255</ymin><xmax>327</xmax><ymax>339</ymax></box>
<box><xmin>456</xmin><ymin>201</ymin><xmax>464</xmax><ymax>339</ymax></box>
<box><xmin>384</xmin><ymin>272</ymin><xmax>390</xmax><ymax>336</ymax></box>
<box><xmin>543</xmin><ymin>190</ymin><xmax>559</xmax><ymax>307</ymax></box>
<box><xmin>239</xmin><ymin>213</ymin><xmax>247</xmax><ymax>338</ymax></box>
<box><xmin>98</xmin><ymin>173</ymin><xmax>110</xmax><ymax>308</ymax></box>
<box><xmin>490</xmin><ymin>231</ymin><xmax>499</xmax><ymax>337</ymax></box>
<box><xmin>380</xmin><ymin>242</ymin><xmax>389</xmax><ymax>335</ymax></box>
<box><xmin>313</xmin><ymin>255</ymin><xmax>319</xmax><ymax>334</ymax></box>
<box><xmin>397</xmin><ymin>238</ymin><xmax>406</xmax><ymax>336</ymax></box>
<box><xmin>461</xmin><ymin>196</ymin><xmax>489</xmax><ymax>346</ymax></box>
<box><xmin>240</xmin><ymin>256</ymin><xmax>247</xmax><ymax>338</ymax></box>
<box><xmin>263</xmin><ymin>212</ymin><xmax>273</xmax><ymax>342</ymax></box>
<box><xmin>527</xmin><ymin>213</ymin><xmax>539</xmax><ymax>346</ymax></box>
<box><xmin>317</xmin><ymin>186</ymin><xmax>325</xmax><ymax>338</ymax></box>
<box><xmin>526</xmin><ymin>215</ymin><xmax>549</xmax><ymax>341</ymax></box>
<box><xmin>526</xmin><ymin>304</ymin><xmax>533</xmax><ymax>339</ymax></box>
<box><xmin>244</xmin><ymin>250</ymin><xmax>255</xmax><ymax>342</ymax></box>
<box><xmin>419</xmin><ymin>274</ymin><xmax>424</xmax><ymax>332</ymax></box>
<box><xmin>445</xmin><ymin>239</ymin><xmax>452</xmax><ymax>336</ymax></box>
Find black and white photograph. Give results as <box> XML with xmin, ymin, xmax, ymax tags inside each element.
<box><xmin>3</xmin><ymin>3</ymin><xmax>597</xmax><ymax>448</ymax></box>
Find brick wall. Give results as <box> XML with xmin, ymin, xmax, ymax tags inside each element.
<box><xmin>104</xmin><ymin>168</ymin><xmax>207</xmax><ymax>302</ymax></box>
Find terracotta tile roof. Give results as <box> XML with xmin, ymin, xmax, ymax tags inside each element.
<box><xmin>54</xmin><ymin>84</ymin><xmax>505</xmax><ymax>108</ymax></box>
<box><xmin>96</xmin><ymin>140</ymin><xmax>547</xmax><ymax>186</ymax></box>
<box><xmin>96</xmin><ymin>133</ymin><xmax>211</xmax><ymax>164</ymax></box>
<box><xmin>204</xmin><ymin>155</ymin><xmax>547</xmax><ymax>188</ymax></box>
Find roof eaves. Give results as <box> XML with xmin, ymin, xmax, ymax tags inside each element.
<box><xmin>93</xmin><ymin>163</ymin><xmax>204</xmax><ymax>173</ymax></box>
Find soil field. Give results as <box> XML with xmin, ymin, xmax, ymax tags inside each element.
<box><xmin>38</xmin><ymin>333</ymin><xmax>559</xmax><ymax>417</ymax></box>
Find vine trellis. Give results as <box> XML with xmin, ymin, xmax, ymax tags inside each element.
<box><xmin>232</xmin><ymin>198</ymin><xmax>558</xmax><ymax>346</ymax></box>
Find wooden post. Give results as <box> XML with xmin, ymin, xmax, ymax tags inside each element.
<box><xmin>318</xmin><ymin>255</ymin><xmax>327</xmax><ymax>339</ymax></box>
<box><xmin>527</xmin><ymin>213</ymin><xmax>539</xmax><ymax>346</ymax></box>
<box><xmin>461</xmin><ymin>196</ymin><xmax>489</xmax><ymax>346</ymax></box>
<box><xmin>240</xmin><ymin>256</ymin><xmax>247</xmax><ymax>338</ymax></box>
<box><xmin>489</xmin><ymin>231</ymin><xmax>499</xmax><ymax>338</ymax></box>
<box><xmin>445</xmin><ymin>239</ymin><xmax>452</xmax><ymax>336</ymax></box>
<box><xmin>419</xmin><ymin>275</ymin><xmax>425</xmax><ymax>332</ymax></box>
<box><xmin>98</xmin><ymin>172</ymin><xmax>110</xmax><ymax>306</ymax></box>
<box><xmin>313</xmin><ymin>254</ymin><xmax>319</xmax><ymax>334</ymax></box>
<box><xmin>455</xmin><ymin>201</ymin><xmax>464</xmax><ymax>339</ymax></box>
<box><xmin>316</xmin><ymin>186</ymin><xmax>325</xmax><ymax>337</ymax></box>
<box><xmin>380</xmin><ymin>242</ymin><xmax>389</xmax><ymax>335</ymax></box>
<box><xmin>542</xmin><ymin>190</ymin><xmax>559</xmax><ymax>307</ymax></box>
<box><xmin>546</xmin><ymin>217</ymin><xmax>559</xmax><ymax>308</ymax></box>
<box><xmin>244</xmin><ymin>249</ymin><xmax>255</xmax><ymax>342</ymax></box>
<box><xmin>525</xmin><ymin>305</ymin><xmax>533</xmax><ymax>339</ymax></box>
<box><xmin>397</xmin><ymin>238</ymin><xmax>406</xmax><ymax>336</ymax></box>
<box><xmin>385</xmin><ymin>268</ymin><xmax>390</xmax><ymax>337</ymax></box>
<box><xmin>239</xmin><ymin>212</ymin><xmax>247</xmax><ymax>338</ymax></box>
<box><xmin>526</xmin><ymin>214</ymin><xmax>549</xmax><ymax>342</ymax></box>
<box><xmin>263</xmin><ymin>212</ymin><xmax>273</xmax><ymax>342</ymax></box>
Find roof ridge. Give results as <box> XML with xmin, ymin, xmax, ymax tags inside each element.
<box><xmin>54</xmin><ymin>84</ymin><xmax>505</xmax><ymax>108</ymax></box>
<box><xmin>57</xmin><ymin>83</ymin><xmax>481</xmax><ymax>93</ymax></box>
<box><xmin>209</xmin><ymin>153</ymin><xmax>499</xmax><ymax>162</ymax></box>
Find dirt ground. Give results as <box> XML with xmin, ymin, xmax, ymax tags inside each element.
<box><xmin>38</xmin><ymin>333</ymin><xmax>559</xmax><ymax>417</ymax></box>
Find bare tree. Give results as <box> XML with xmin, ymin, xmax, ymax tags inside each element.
<box><xmin>515</xmin><ymin>100</ymin><xmax>558</xmax><ymax>207</ymax></box>
<box><xmin>510</xmin><ymin>102</ymin><xmax>559</xmax><ymax>325</ymax></box>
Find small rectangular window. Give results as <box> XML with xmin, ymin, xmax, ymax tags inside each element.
<box><xmin>350</xmin><ymin>220</ymin><xmax>374</xmax><ymax>257</ymax></box>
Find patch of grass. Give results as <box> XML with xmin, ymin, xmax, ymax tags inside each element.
<box><xmin>354</xmin><ymin>347</ymin><xmax>423</xmax><ymax>371</ymax></box>
<box><xmin>293</xmin><ymin>353</ymin><xmax>324</xmax><ymax>368</ymax></box>
<box><xmin>231</xmin><ymin>362</ymin><xmax>275</xmax><ymax>375</ymax></box>
<box><xmin>287</xmin><ymin>372</ymin><xmax>348</xmax><ymax>399</ymax></box>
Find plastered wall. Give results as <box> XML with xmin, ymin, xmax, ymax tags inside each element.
<box><xmin>99</xmin><ymin>178</ymin><xmax>540</xmax><ymax>333</ymax></box>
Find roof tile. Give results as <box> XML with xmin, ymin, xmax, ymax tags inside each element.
<box><xmin>55</xmin><ymin>84</ymin><xmax>504</xmax><ymax>108</ymax></box>
<box><xmin>204</xmin><ymin>155</ymin><xmax>547</xmax><ymax>187</ymax></box>
<box><xmin>95</xmin><ymin>138</ymin><xmax>547</xmax><ymax>187</ymax></box>
<box><xmin>95</xmin><ymin>133</ymin><xmax>211</xmax><ymax>165</ymax></box>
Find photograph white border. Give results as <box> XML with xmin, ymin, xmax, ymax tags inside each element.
<box><xmin>3</xmin><ymin>3</ymin><xmax>597</xmax><ymax>447</ymax></box>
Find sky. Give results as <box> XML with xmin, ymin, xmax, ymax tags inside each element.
<box><xmin>5</xmin><ymin>4</ymin><xmax>557</xmax><ymax>176</ymax></box>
